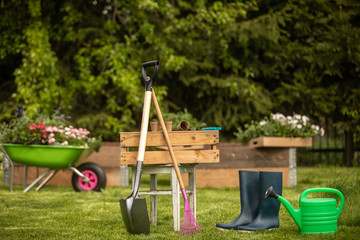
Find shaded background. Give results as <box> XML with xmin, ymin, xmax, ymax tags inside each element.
<box><xmin>0</xmin><ymin>0</ymin><xmax>359</xmax><ymax>165</ymax></box>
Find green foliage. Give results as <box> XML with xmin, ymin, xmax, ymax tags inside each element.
<box><xmin>0</xmin><ymin>0</ymin><xmax>359</xmax><ymax>144</ymax></box>
<box><xmin>13</xmin><ymin>0</ymin><xmax>66</xmax><ymax>117</ymax></box>
<box><xmin>161</xmin><ymin>0</ymin><xmax>272</xmax><ymax>129</ymax></box>
<box><xmin>234</xmin><ymin>113</ymin><xmax>324</xmax><ymax>145</ymax></box>
<box><xmin>0</xmin><ymin>1</ymin><xmax>27</xmax><ymax>59</ymax></box>
<box><xmin>268</xmin><ymin>0</ymin><xmax>360</xmax><ymax>128</ymax></box>
<box><xmin>0</xmin><ymin>112</ymin><xmax>33</xmax><ymax>145</ymax></box>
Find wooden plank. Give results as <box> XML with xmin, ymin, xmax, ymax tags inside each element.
<box><xmin>194</xmin><ymin>167</ymin><xmax>290</xmax><ymax>188</ymax></box>
<box><xmin>120</xmin><ymin>130</ymin><xmax>219</xmax><ymax>147</ymax></box>
<box><xmin>198</xmin><ymin>147</ymin><xmax>289</xmax><ymax>169</ymax></box>
<box><xmin>157</xmin><ymin>145</ymin><xmax>207</xmax><ymax>150</ymax></box>
<box><xmin>248</xmin><ymin>137</ymin><xmax>312</xmax><ymax>148</ymax></box>
<box><xmin>139</xmin><ymin>190</ymin><xmax>173</xmax><ymax>195</ymax></box>
<box><xmin>81</xmin><ymin>144</ymin><xmax>121</xmax><ymax>167</ymax></box>
<box><xmin>121</xmin><ymin>149</ymin><xmax>219</xmax><ymax>165</ymax></box>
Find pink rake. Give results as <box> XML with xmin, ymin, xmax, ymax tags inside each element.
<box><xmin>180</xmin><ymin>189</ymin><xmax>201</xmax><ymax>235</ymax></box>
<box><xmin>152</xmin><ymin>89</ymin><xmax>201</xmax><ymax>236</ymax></box>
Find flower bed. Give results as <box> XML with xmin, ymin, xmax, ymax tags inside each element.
<box><xmin>234</xmin><ymin>113</ymin><xmax>324</xmax><ymax>145</ymax></box>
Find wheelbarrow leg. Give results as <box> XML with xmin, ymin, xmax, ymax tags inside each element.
<box><xmin>0</xmin><ymin>145</ymin><xmax>14</xmax><ymax>192</ymax></box>
<box><xmin>24</xmin><ymin>165</ymin><xmax>28</xmax><ymax>189</ymax></box>
<box><xmin>69</xmin><ymin>166</ymin><xmax>89</xmax><ymax>183</ymax></box>
<box><xmin>23</xmin><ymin>169</ymin><xmax>51</xmax><ymax>193</ymax></box>
<box><xmin>36</xmin><ymin>170</ymin><xmax>58</xmax><ymax>191</ymax></box>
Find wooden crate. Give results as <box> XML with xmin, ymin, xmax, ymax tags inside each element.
<box><xmin>120</xmin><ymin>130</ymin><xmax>220</xmax><ymax>165</ymax></box>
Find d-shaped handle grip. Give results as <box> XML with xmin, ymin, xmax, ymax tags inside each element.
<box><xmin>141</xmin><ymin>60</ymin><xmax>159</xmax><ymax>91</ymax></box>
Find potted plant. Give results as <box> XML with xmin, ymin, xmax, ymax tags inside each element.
<box><xmin>0</xmin><ymin>109</ymin><xmax>105</xmax><ymax>192</ymax></box>
<box><xmin>234</xmin><ymin>113</ymin><xmax>324</xmax><ymax>147</ymax></box>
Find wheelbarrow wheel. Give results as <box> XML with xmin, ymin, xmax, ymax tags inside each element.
<box><xmin>71</xmin><ymin>162</ymin><xmax>106</xmax><ymax>192</ymax></box>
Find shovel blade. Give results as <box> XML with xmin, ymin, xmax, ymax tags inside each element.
<box><xmin>120</xmin><ymin>197</ymin><xmax>150</xmax><ymax>235</ymax></box>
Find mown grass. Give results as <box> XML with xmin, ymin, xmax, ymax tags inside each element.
<box><xmin>0</xmin><ymin>167</ymin><xmax>360</xmax><ymax>239</ymax></box>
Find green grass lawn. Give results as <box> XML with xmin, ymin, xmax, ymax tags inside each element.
<box><xmin>1</xmin><ymin>166</ymin><xmax>359</xmax><ymax>239</ymax></box>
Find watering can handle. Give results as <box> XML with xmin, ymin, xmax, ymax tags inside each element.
<box><xmin>300</xmin><ymin>188</ymin><xmax>344</xmax><ymax>217</ymax></box>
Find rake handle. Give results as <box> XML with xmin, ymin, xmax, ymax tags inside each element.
<box><xmin>151</xmin><ymin>89</ymin><xmax>185</xmax><ymax>190</ymax></box>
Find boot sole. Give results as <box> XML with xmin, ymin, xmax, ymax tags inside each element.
<box><xmin>215</xmin><ymin>227</ymin><xmax>231</xmax><ymax>231</ymax></box>
<box><xmin>236</xmin><ymin>228</ymin><xmax>275</xmax><ymax>233</ymax></box>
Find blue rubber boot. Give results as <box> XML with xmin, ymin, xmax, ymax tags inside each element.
<box><xmin>216</xmin><ymin>171</ymin><xmax>260</xmax><ymax>230</ymax></box>
<box><xmin>235</xmin><ymin>171</ymin><xmax>282</xmax><ymax>232</ymax></box>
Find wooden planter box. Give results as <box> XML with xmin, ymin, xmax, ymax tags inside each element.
<box><xmin>195</xmin><ymin>143</ymin><xmax>294</xmax><ymax>187</ymax></box>
<box><xmin>247</xmin><ymin>137</ymin><xmax>312</xmax><ymax>148</ymax></box>
<box><xmin>8</xmin><ymin>136</ymin><xmax>310</xmax><ymax>188</ymax></box>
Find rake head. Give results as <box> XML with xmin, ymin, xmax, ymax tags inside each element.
<box><xmin>180</xmin><ymin>190</ymin><xmax>201</xmax><ymax>236</ymax></box>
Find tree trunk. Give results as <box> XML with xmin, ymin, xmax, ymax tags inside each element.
<box><xmin>344</xmin><ymin>130</ymin><xmax>354</xmax><ymax>167</ymax></box>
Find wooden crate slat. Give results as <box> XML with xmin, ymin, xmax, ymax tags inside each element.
<box><xmin>120</xmin><ymin>131</ymin><xmax>219</xmax><ymax>147</ymax></box>
<box><xmin>121</xmin><ymin>149</ymin><xmax>219</xmax><ymax>164</ymax></box>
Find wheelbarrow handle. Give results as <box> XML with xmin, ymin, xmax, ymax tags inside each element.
<box><xmin>142</xmin><ymin>60</ymin><xmax>159</xmax><ymax>91</ymax></box>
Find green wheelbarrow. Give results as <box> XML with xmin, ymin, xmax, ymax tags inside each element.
<box><xmin>0</xmin><ymin>144</ymin><xmax>106</xmax><ymax>193</ymax></box>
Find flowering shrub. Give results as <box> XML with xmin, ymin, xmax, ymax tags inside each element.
<box><xmin>234</xmin><ymin>113</ymin><xmax>325</xmax><ymax>145</ymax></box>
<box><xmin>0</xmin><ymin>109</ymin><xmax>102</xmax><ymax>151</ymax></box>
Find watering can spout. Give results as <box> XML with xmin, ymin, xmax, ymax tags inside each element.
<box><xmin>265</xmin><ymin>186</ymin><xmax>302</xmax><ymax>229</ymax></box>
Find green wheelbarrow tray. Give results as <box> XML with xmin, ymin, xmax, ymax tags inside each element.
<box><xmin>0</xmin><ymin>144</ymin><xmax>106</xmax><ymax>193</ymax></box>
<box><xmin>1</xmin><ymin>144</ymin><xmax>93</xmax><ymax>169</ymax></box>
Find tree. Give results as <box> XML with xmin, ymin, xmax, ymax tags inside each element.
<box><xmin>268</xmin><ymin>0</ymin><xmax>360</xmax><ymax>166</ymax></box>
<box><xmin>0</xmin><ymin>0</ymin><xmax>359</xmax><ymax>165</ymax></box>
<box><xmin>13</xmin><ymin>0</ymin><xmax>67</xmax><ymax>117</ymax></box>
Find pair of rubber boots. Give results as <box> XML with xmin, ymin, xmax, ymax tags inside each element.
<box><xmin>216</xmin><ymin>170</ymin><xmax>282</xmax><ymax>231</ymax></box>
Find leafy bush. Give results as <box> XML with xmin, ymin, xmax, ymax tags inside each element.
<box><xmin>234</xmin><ymin>113</ymin><xmax>324</xmax><ymax>145</ymax></box>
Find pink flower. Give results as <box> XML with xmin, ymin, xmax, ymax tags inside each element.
<box><xmin>38</xmin><ymin>122</ymin><xmax>46</xmax><ymax>129</ymax></box>
<box><xmin>72</xmin><ymin>129</ymin><xmax>80</xmax><ymax>135</ymax></box>
<box><xmin>29</xmin><ymin>123</ymin><xmax>37</xmax><ymax>130</ymax></box>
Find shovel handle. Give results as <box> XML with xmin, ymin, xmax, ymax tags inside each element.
<box><xmin>151</xmin><ymin>89</ymin><xmax>185</xmax><ymax>190</ymax></box>
<box><xmin>142</xmin><ymin>60</ymin><xmax>159</xmax><ymax>91</ymax></box>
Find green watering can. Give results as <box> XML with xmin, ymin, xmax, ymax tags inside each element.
<box><xmin>265</xmin><ymin>186</ymin><xmax>344</xmax><ymax>234</ymax></box>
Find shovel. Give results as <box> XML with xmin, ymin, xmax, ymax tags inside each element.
<box><xmin>120</xmin><ymin>60</ymin><xmax>159</xmax><ymax>235</ymax></box>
